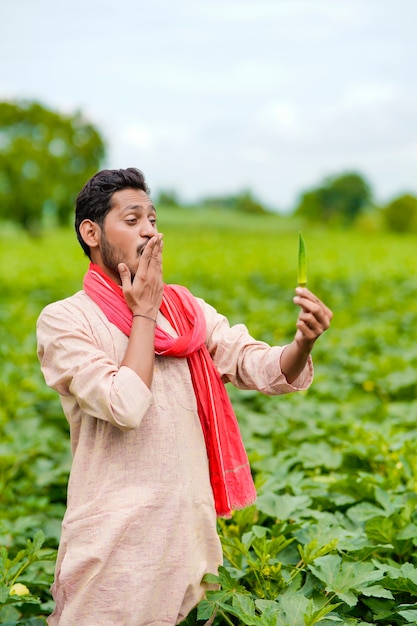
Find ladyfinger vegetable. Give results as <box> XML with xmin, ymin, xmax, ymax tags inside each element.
<box><xmin>297</xmin><ymin>231</ymin><xmax>307</xmax><ymax>287</ymax></box>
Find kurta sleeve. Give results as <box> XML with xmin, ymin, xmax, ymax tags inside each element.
<box><xmin>36</xmin><ymin>297</ymin><xmax>153</xmax><ymax>431</ymax></box>
<box><xmin>198</xmin><ymin>298</ymin><xmax>313</xmax><ymax>394</ymax></box>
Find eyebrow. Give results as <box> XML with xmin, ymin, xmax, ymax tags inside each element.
<box><xmin>120</xmin><ymin>204</ymin><xmax>157</xmax><ymax>214</ymax></box>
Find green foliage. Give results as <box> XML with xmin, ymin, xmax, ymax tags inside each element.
<box><xmin>295</xmin><ymin>172</ymin><xmax>372</xmax><ymax>226</ymax></box>
<box><xmin>0</xmin><ymin>99</ymin><xmax>106</xmax><ymax>233</ymax></box>
<box><xmin>382</xmin><ymin>194</ymin><xmax>417</xmax><ymax>233</ymax></box>
<box><xmin>0</xmin><ymin>531</ymin><xmax>55</xmax><ymax>624</ymax></box>
<box><xmin>155</xmin><ymin>189</ymin><xmax>182</xmax><ymax>208</ymax></box>
<box><xmin>2</xmin><ymin>211</ymin><xmax>417</xmax><ymax>624</ymax></box>
<box><xmin>233</xmin><ymin>191</ymin><xmax>267</xmax><ymax>215</ymax></box>
<box><xmin>200</xmin><ymin>190</ymin><xmax>268</xmax><ymax>214</ymax></box>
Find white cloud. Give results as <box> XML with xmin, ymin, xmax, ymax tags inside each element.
<box><xmin>196</xmin><ymin>0</ymin><xmax>359</xmax><ymax>23</ymax></box>
<box><xmin>256</xmin><ymin>102</ymin><xmax>300</xmax><ymax>137</ymax></box>
<box><xmin>342</xmin><ymin>83</ymin><xmax>398</xmax><ymax>109</ymax></box>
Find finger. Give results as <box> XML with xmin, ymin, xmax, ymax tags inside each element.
<box><xmin>294</xmin><ymin>287</ymin><xmax>324</xmax><ymax>307</ymax></box>
<box><xmin>294</xmin><ymin>295</ymin><xmax>325</xmax><ymax>319</ymax></box>
<box><xmin>118</xmin><ymin>263</ymin><xmax>132</xmax><ymax>290</ymax></box>
<box><xmin>294</xmin><ymin>290</ymin><xmax>333</xmax><ymax>321</ymax></box>
<box><xmin>140</xmin><ymin>237</ymin><xmax>159</xmax><ymax>267</ymax></box>
<box><xmin>151</xmin><ymin>236</ymin><xmax>163</xmax><ymax>260</ymax></box>
<box><xmin>297</xmin><ymin>309</ymin><xmax>330</xmax><ymax>336</ymax></box>
<box><xmin>149</xmin><ymin>235</ymin><xmax>164</xmax><ymax>268</ymax></box>
<box><xmin>298</xmin><ymin>309</ymin><xmax>330</xmax><ymax>333</ymax></box>
<box><xmin>303</xmin><ymin>300</ymin><xmax>333</xmax><ymax>323</ymax></box>
<box><xmin>295</xmin><ymin>286</ymin><xmax>317</xmax><ymax>299</ymax></box>
<box><xmin>296</xmin><ymin>320</ymin><xmax>322</xmax><ymax>342</ymax></box>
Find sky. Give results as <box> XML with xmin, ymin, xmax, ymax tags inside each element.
<box><xmin>1</xmin><ymin>0</ymin><xmax>416</xmax><ymax>212</ymax></box>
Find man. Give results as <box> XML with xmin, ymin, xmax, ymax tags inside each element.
<box><xmin>37</xmin><ymin>167</ymin><xmax>332</xmax><ymax>625</ymax></box>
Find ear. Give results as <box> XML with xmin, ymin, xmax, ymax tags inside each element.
<box><xmin>79</xmin><ymin>219</ymin><xmax>101</xmax><ymax>250</ymax></box>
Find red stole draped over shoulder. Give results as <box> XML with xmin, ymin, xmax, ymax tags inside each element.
<box><xmin>83</xmin><ymin>263</ymin><xmax>256</xmax><ymax>517</ymax></box>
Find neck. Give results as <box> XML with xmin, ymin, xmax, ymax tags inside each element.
<box><xmin>90</xmin><ymin>259</ymin><xmax>122</xmax><ymax>285</ymax></box>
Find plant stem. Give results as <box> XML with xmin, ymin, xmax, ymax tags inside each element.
<box><xmin>10</xmin><ymin>557</ymin><xmax>33</xmax><ymax>587</ymax></box>
<box><xmin>219</xmin><ymin>610</ymin><xmax>236</xmax><ymax>626</ymax></box>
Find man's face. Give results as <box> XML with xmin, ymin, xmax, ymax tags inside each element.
<box><xmin>96</xmin><ymin>188</ymin><xmax>158</xmax><ymax>282</ymax></box>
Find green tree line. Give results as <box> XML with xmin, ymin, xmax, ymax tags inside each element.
<box><xmin>1</xmin><ymin>99</ymin><xmax>416</xmax><ymax>233</ymax></box>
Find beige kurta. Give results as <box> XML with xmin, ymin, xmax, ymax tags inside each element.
<box><xmin>37</xmin><ymin>290</ymin><xmax>313</xmax><ymax>626</ymax></box>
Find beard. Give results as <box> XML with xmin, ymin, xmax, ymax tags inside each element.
<box><xmin>101</xmin><ymin>231</ymin><xmax>137</xmax><ymax>280</ymax></box>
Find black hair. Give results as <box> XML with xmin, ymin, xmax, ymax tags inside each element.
<box><xmin>75</xmin><ymin>167</ymin><xmax>149</xmax><ymax>258</ymax></box>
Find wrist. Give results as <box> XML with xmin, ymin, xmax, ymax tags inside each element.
<box><xmin>293</xmin><ymin>334</ymin><xmax>315</xmax><ymax>356</ymax></box>
<box><xmin>131</xmin><ymin>306</ymin><xmax>159</xmax><ymax>317</ymax></box>
<box><xmin>132</xmin><ymin>313</ymin><xmax>157</xmax><ymax>324</ymax></box>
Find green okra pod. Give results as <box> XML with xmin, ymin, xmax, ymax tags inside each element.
<box><xmin>297</xmin><ymin>231</ymin><xmax>307</xmax><ymax>287</ymax></box>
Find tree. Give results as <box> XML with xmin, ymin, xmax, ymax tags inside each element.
<box><xmin>295</xmin><ymin>172</ymin><xmax>372</xmax><ymax>225</ymax></box>
<box><xmin>382</xmin><ymin>193</ymin><xmax>417</xmax><ymax>233</ymax></box>
<box><xmin>0</xmin><ymin>99</ymin><xmax>106</xmax><ymax>232</ymax></box>
<box><xmin>199</xmin><ymin>190</ymin><xmax>268</xmax><ymax>214</ymax></box>
<box><xmin>234</xmin><ymin>190</ymin><xmax>267</xmax><ymax>215</ymax></box>
<box><xmin>155</xmin><ymin>189</ymin><xmax>181</xmax><ymax>208</ymax></box>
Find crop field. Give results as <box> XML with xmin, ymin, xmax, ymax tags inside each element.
<box><xmin>1</xmin><ymin>209</ymin><xmax>417</xmax><ymax>625</ymax></box>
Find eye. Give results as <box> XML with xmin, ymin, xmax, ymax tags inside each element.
<box><xmin>125</xmin><ymin>218</ymin><xmax>137</xmax><ymax>225</ymax></box>
<box><xmin>149</xmin><ymin>217</ymin><xmax>157</xmax><ymax>226</ymax></box>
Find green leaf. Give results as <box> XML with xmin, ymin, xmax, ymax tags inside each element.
<box><xmin>280</xmin><ymin>594</ymin><xmax>310</xmax><ymax>625</ymax></box>
<box><xmin>360</xmin><ymin>585</ymin><xmax>394</xmax><ymax>599</ymax></box>
<box><xmin>373</xmin><ymin>487</ymin><xmax>396</xmax><ymax>515</ymax></box>
<box><xmin>296</xmin><ymin>441</ymin><xmax>342</xmax><ymax>470</ymax></box>
<box><xmin>201</xmin><ymin>572</ymin><xmax>219</xmax><ymax>586</ymax></box>
<box><xmin>375</xmin><ymin>562</ymin><xmax>417</xmax><ymax>594</ymax></box>
<box><xmin>251</xmin><ymin>535</ymin><xmax>294</xmax><ymax>561</ymax></box>
<box><xmin>0</xmin><ymin>582</ymin><xmax>9</xmax><ymax>603</ymax></box>
<box><xmin>196</xmin><ymin>599</ymin><xmax>215</xmax><ymax>621</ymax></box>
<box><xmin>255</xmin><ymin>599</ymin><xmax>281</xmax><ymax>613</ymax></box>
<box><xmin>346</xmin><ymin>502</ymin><xmax>385</xmax><ymax>523</ymax></box>
<box><xmin>0</xmin><ymin>603</ymin><xmax>20</xmax><ymax>623</ymax></box>
<box><xmin>361</xmin><ymin>597</ymin><xmax>396</xmax><ymax>620</ymax></box>
<box><xmin>365</xmin><ymin>517</ymin><xmax>396</xmax><ymax>545</ymax></box>
<box><xmin>232</xmin><ymin>593</ymin><xmax>256</xmax><ymax>615</ymax></box>
<box><xmin>309</xmin><ymin>555</ymin><xmax>384</xmax><ymax>607</ymax></box>
<box><xmin>216</xmin><ymin>602</ymin><xmax>263</xmax><ymax>625</ymax></box>
<box><xmin>398</xmin><ymin>609</ymin><xmax>417</xmax><ymax>622</ymax></box>
<box><xmin>30</xmin><ymin>531</ymin><xmax>45</xmax><ymax>553</ymax></box>
<box><xmin>217</xmin><ymin>566</ymin><xmax>247</xmax><ymax>593</ymax></box>
<box><xmin>256</xmin><ymin>493</ymin><xmax>311</xmax><ymax>520</ymax></box>
<box><xmin>303</xmin><ymin>599</ymin><xmax>343</xmax><ymax>626</ymax></box>
<box><xmin>397</xmin><ymin>523</ymin><xmax>417</xmax><ymax>540</ymax></box>
<box><xmin>251</xmin><ymin>525</ymin><xmax>269</xmax><ymax>539</ymax></box>
<box><xmin>298</xmin><ymin>538</ymin><xmax>338</xmax><ymax>565</ymax></box>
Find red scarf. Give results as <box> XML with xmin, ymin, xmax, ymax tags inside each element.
<box><xmin>83</xmin><ymin>263</ymin><xmax>256</xmax><ymax>517</ymax></box>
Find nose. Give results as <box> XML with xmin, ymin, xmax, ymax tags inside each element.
<box><xmin>140</xmin><ymin>217</ymin><xmax>157</xmax><ymax>238</ymax></box>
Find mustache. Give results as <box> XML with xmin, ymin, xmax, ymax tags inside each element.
<box><xmin>137</xmin><ymin>242</ymin><xmax>147</xmax><ymax>257</ymax></box>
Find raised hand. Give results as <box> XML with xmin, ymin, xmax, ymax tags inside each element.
<box><xmin>280</xmin><ymin>287</ymin><xmax>333</xmax><ymax>384</ymax></box>
<box><xmin>293</xmin><ymin>286</ymin><xmax>333</xmax><ymax>350</ymax></box>
<box><xmin>118</xmin><ymin>234</ymin><xmax>164</xmax><ymax>319</ymax></box>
